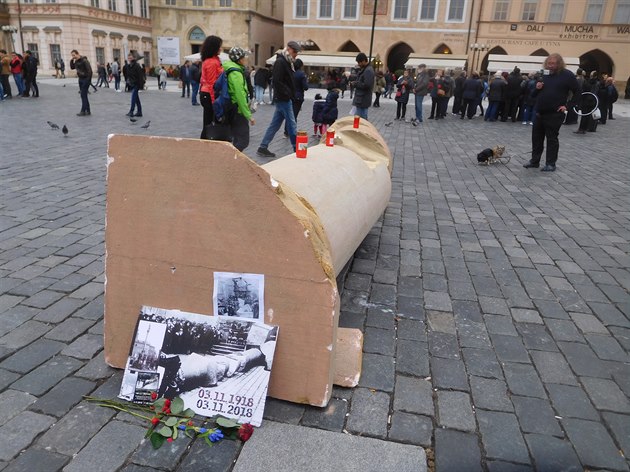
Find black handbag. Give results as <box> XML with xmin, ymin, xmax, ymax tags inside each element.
<box><xmin>203</xmin><ymin>122</ymin><xmax>232</xmax><ymax>142</ymax></box>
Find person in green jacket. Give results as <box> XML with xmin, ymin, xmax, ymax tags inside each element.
<box><xmin>224</xmin><ymin>47</ymin><xmax>255</xmax><ymax>151</ymax></box>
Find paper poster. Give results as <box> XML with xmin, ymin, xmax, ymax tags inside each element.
<box><xmin>119</xmin><ymin>306</ymin><xmax>278</xmax><ymax>427</ymax></box>
<box><xmin>213</xmin><ymin>272</ymin><xmax>264</xmax><ymax>321</ymax></box>
<box><xmin>157</xmin><ymin>36</ymin><xmax>180</xmax><ymax>65</ymax></box>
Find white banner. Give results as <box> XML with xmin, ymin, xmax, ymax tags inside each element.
<box><xmin>157</xmin><ymin>36</ymin><xmax>180</xmax><ymax>65</ymax></box>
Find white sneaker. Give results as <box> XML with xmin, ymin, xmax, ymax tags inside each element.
<box><xmin>529</xmin><ymin>122</ymin><xmax>533</xmax><ymax>125</ymax></box>
<box><xmin>522</xmin><ymin>121</ymin><xmax>527</xmax><ymax>125</ymax></box>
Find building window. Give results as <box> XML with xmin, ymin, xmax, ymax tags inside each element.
<box><xmin>295</xmin><ymin>0</ymin><xmax>308</xmax><ymax>18</ymax></box>
<box><xmin>140</xmin><ymin>0</ymin><xmax>148</xmax><ymax>16</ymax></box>
<box><xmin>585</xmin><ymin>0</ymin><xmax>604</xmax><ymax>22</ymax></box>
<box><xmin>613</xmin><ymin>0</ymin><xmax>630</xmax><ymax>22</ymax></box>
<box><xmin>165</xmin><ymin>0</ymin><xmax>175</xmax><ymax>4</ymax></box>
<box><xmin>547</xmin><ymin>0</ymin><xmax>564</xmax><ymax>21</ymax></box>
<box><xmin>219</xmin><ymin>0</ymin><xmax>231</xmax><ymax>5</ymax></box>
<box><xmin>44</xmin><ymin>0</ymin><xmax>57</xmax><ymax>3</ymax></box>
<box><xmin>447</xmin><ymin>0</ymin><xmax>465</xmax><ymax>21</ymax></box>
<box><xmin>50</xmin><ymin>44</ymin><xmax>61</xmax><ymax>63</ymax></box>
<box><xmin>109</xmin><ymin>0</ymin><xmax>117</xmax><ymax>10</ymax></box>
<box><xmin>113</xmin><ymin>48</ymin><xmax>121</xmax><ymax>61</ymax></box>
<box><xmin>95</xmin><ymin>47</ymin><xmax>105</xmax><ymax>65</ymax></box>
<box><xmin>319</xmin><ymin>0</ymin><xmax>333</xmax><ymax>17</ymax></box>
<box><xmin>521</xmin><ymin>0</ymin><xmax>537</xmax><ymax>20</ymax></box>
<box><xmin>126</xmin><ymin>0</ymin><xmax>134</xmax><ymax>15</ymax></box>
<box><xmin>493</xmin><ymin>0</ymin><xmax>509</xmax><ymax>20</ymax></box>
<box><xmin>419</xmin><ymin>0</ymin><xmax>437</xmax><ymax>20</ymax></box>
<box><xmin>91</xmin><ymin>0</ymin><xmax>100</xmax><ymax>7</ymax></box>
<box><xmin>27</xmin><ymin>43</ymin><xmax>38</xmax><ymax>57</ymax></box>
<box><xmin>343</xmin><ymin>0</ymin><xmax>358</xmax><ymax>18</ymax></box>
<box><xmin>393</xmin><ymin>0</ymin><xmax>410</xmax><ymax>19</ymax></box>
<box><xmin>192</xmin><ymin>0</ymin><xmax>203</xmax><ymax>5</ymax></box>
<box><xmin>144</xmin><ymin>51</ymin><xmax>150</xmax><ymax>67</ymax></box>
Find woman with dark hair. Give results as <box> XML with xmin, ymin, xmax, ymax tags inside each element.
<box><xmin>199</xmin><ymin>35</ymin><xmax>223</xmax><ymax>139</ymax></box>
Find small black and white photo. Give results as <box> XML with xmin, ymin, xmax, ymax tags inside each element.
<box><xmin>119</xmin><ymin>306</ymin><xmax>278</xmax><ymax>426</ymax></box>
<box><xmin>213</xmin><ymin>272</ymin><xmax>265</xmax><ymax>321</ymax></box>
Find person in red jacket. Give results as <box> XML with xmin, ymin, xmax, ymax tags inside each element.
<box><xmin>9</xmin><ymin>52</ymin><xmax>24</xmax><ymax>96</ymax></box>
<box><xmin>199</xmin><ymin>35</ymin><xmax>223</xmax><ymax>139</ymax></box>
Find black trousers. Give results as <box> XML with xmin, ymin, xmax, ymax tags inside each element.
<box><xmin>396</xmin><ymin>101</ymin><xmax>407</xmax><ymax>119</ymax></box>
<box><xmin>503</xmin><ymin>96</ymin><xmax>519</xmax><ymax>121</ymax></box>
<box><xmin>0</xmin><ymin>74</ymin><xmax>12</xmax><ymax>97</ymax></box>
<box><xmin>200</xmin><ymin>91</ymin><xmax>214</xmax><ymax>139</ymax></box>
<box><xmin>461</xmin><ymin>98</ymin><xmax>477</xmax><ymax>119</ymax></box>
<box><xmin>531</xmin><ymin>111</ymin><xmax>565</xmax><ymax>166</ymax></box>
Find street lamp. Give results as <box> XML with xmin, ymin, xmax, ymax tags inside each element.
<box><xmin>469</xmin><ymin>43</ymin><xmax>488</xmax><ymax>74</ymax></box>
<box><xmin>1</xmin><ymin>25</ymin><xmax>18</xmax><ymax>53</ymax></box>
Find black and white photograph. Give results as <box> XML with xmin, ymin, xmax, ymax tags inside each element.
<box><xmin>119</xmin><ymin>306</ymin><xmax>278</xmax><ymax>426</ymax></box>
<box><xmin>213</xmin><ymin>272</ymin><xmax>265</xmax><ymax>321</ymax></box>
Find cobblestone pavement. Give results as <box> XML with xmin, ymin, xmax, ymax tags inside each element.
<box><xmin>1</xmin><ymin>78</ymin><xmax>629</xmax><ymax>471</ymax></box>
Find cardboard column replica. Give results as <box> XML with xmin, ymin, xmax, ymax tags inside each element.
<box><xmin>105</xmin><ymin>116</ymin><xmax>392</xmax><ymax>407</ymax></box>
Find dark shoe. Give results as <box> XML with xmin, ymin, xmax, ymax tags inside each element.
<box><xmin>574</xmin><ymin>130</ymin><xmax>586</xmax><ymax>134</ymax></box>
<box><xmin>257</xmin><ymin>147</ymin><xmax>276</xmax><ymax>158</ymax></box>
<box><xmin>125</xmin><ymin>112</ymin><xmax>134</xmax><ymax>117</ymax></box>
<box><xmin>85</xmin><ymin>111</ymin><xmax>91</xmax><ymax>115</ymax></box>
<box><xmin>523</xmin><ymin>162</ymin><xmax>539</xmax><ymax>169</ymax></box>
<box><xmin>609</xmin><ymin>117</ymin><xmax>615</xmax><ymax>120</ymax></box>
<box><xmin>77</xmin><ymin>112</ymin><xmax>87</xmax><ymax>116</ymax></box>
<box><xmin>134</xmin><ymin>113</ymin><xmax>143</xmax><ymax>117</ymax></box>
<box><xmin>541</xmin><ymin>165</ymin><xmax>556</xmax><ymax>172</ymax></box>
<box><xmin>428</xmin><ymin>116</ymin><xmax>434</xmax><ymax>120</ymax></box>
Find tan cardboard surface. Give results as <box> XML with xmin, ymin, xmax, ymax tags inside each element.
<box><xmin>105</xmin><ymin>135</ymin><xmax>338</xmax><ymax>406</ymax></box>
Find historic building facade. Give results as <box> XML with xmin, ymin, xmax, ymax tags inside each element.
<box><xmin>283</xmin><ymin>0</ymin><xmax>629</xmax><ymax>80</ymax></box>
<box><xmin>1</xmin><ymin>0</ymin><xmax>152</xmax><ymax>74</ymax></box>
<box><xmin>148</xmin><ymin>0</ymin><xmax>283</xmax><ymax>67</ymax></box>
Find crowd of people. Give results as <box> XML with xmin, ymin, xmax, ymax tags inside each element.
<box><xmin>0</xmin><ymin>49</ymin><xmax>40</xmax><ymax>100</ymax></box>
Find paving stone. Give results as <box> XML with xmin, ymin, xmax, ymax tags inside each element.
<box><xmin>589</xmin><ymin>302</ymin><xmax>630</xmax><ymax>328</ymax></box>
<box><xmin>130</xmin><ymin>433</ymin><xmax>193</xmax><ymax>470</ymax></box>
<box><xmin>423</xmin><ymin>274</ymin><xmax>448</xmax><ymax>292</ymax></box>
<box><xmin>428</xmin><ymin>331</ymin><xmax>460</xmax><ymax>359</ymax></box>
<box><xmin>581</xmin><ymin>377</ymin><xmax>630</xmax><ymax>413</ymax></box>
<box><xmin>424</xmin><ymin>291</ymin><xmax>453</xmax><ymax>312</ymax></box>
<box><xmin>512</xmin><ymin>396</ymin><xmax>562</xmax><ymax>437</ymax></box>
<box><xmin>345</xmin><ymin>388</ymin><xmax>389</xmax><ymax>439</ymax></box>
<box><xmin>533</xmin><ymin>299</ymin><xmax>570</xmax><ymax>320</ymax></box>
<box><xmin>545</xmin><ymin>318</ymin><xmax>585</xmax><ymax>343</ymax></box>
<box><xmin>370</xmin><ymin>283</ymin><xmax>397</xmax><ymax>307</ymax></box>
<box><xmin>63</xmin><ymin>420</ymin><xmax>146</xmax><ymax>472</ymax></box>
<box><xmin>61</xmin><ymin>333</ymin><xmax>103</xmax><ymax>359</ymax></box>
<box><xmin>585</xmin><ymin>333</ymin><xmax>629</xmax><ymax>362</ymax></box>
<box><xmin>610</xmin><ymin>326</ymin><xmax>630</xmax><ymax>351</ymax></box>
<box><xmin>457</xmin><ymin>319</ymin><xmax>492</xmax><ymax>349</ymax></box>
<box><xmin>516</xmin><ymin>323</ymin><xmax>558</xmax><ymax>352</ymax></box>
<box><xmin>396</xmin><ymin>319</ymin><xmax>426</xmax><ymax>341</ymax></box>
<box><xmin>524</xmin><ymin>434</ymin><xmax>582</xmax><ymax>472</ymax></box>
<box><xmin>470</xmin><ymin>377</ymin><xmax>513</xmax><ymax>412</ymax></box>
<box><xmin>397</xmin><ymin>277</ymin><xmax>423</xmax><ymax>298</ymax></box>
<box><xmin>602</xmin><ymin>412</ymin><xmax>630</xmax><ymax>458</ymax></box>
<box><xmin>563</xmin><ymin>417</ymin><xmax>629</xmax><ymax>471</ymax></box>
<box><xmin>0</xmin><ymin>369</ymin><xmax>20</xmax><ymax>392</ymax></box>
<box><xmin>427</xmin><ymin>310</ymin><xmax>456</xmax><ymax>334</ymax></box>
<box><xmin>530</xmin><ymin>351</ymin><xmax>577</xmax><ymax>386</ymax></box>
<box><xmin>33</xmin><ymin>297</ymin><xmax>87</xmax><ymax>323</ymax></box>
<box><xmin>511</xmin><ymin>308</ymin><xmax>543</xmax><ymax>324</ymax></box>
<box><xmin>1</xmin><ymin>448</ymin><xmax>69</xmax><ymax>472</ymax></box>
<box><xmin>486</xmin><ymin>461</ymin><xmax>533</xmax><ymax>472</ymax></box>
<box><xmin>477</xmin><ymin>410</ymin><xmax>530</xmax><ymax>464</ymax></box>
<box><xmin>437</xmin><ymin>390</ymin><xmax>475</xmax><ymax>431</ymax></box>
<box><xmin>0</xmin><ymin>411</ymin><xmax>55</xmax><ymax>461</ymax></box>
<box><xmin>29</xmin><ymin>377</ymin><xmax>96</xmax><ymax>417</ymax></box>
<box><xmin>233</xmin><ymin>421</ymin><xmax>426</xmax><ymax>472</ymax></box>
<box><xmin>434</xmin><ymin>428</ymin><xmax>482</xmax><ymax>472</ymax></box>
<box><xmin>0</xmin><ymin>338</ymin><xmax>65</xmax><ymax>374</ymax></box>
<box><xmin>372</xmin><ymin>268</ymin><xmax>397</xmax><ymax>285</ymax></box>
<box><xmin>479</xmin><ymin>296</ymin><xmax>510</xmax><ymax>316</ymax></box>
<box><xmin>388</xmin><ymin>411</ymin><xmax>432</xmax><ymax>446</ymax></box>
<box><xmin>558</xmin><ymin>341</ymin><xmax>611</xmax><ymax>378</ymax></box>
<box><xmin>10</xmin><ymin>356</ymin><xmax>84</xmax><ymax>396</ymax></box>
<box><xmin>73</xmin><ymin>295</ymin><xmax>104</xmax><ymax>320</ymax></box>
<box><xmin>301</xmin><ymin>398</ymin><xmax>348</xmax><ymax>432</ymax></box>
<box><xmin>68</xmin><ymin>281</ymin><xmax>103</xmax><ymax>300</ymax></box>
<box><xmin>75</xmin><ymin>351</ymin><xmax>117</xmax><ymax>380</ymax></box>
<box><xmin>0</xmin><ymin>320</ymin><xmax>53</xmax><ymax>350</ymax></box>
<box><xmin>22</xmin><ymin>289</ymin><xmax>65</xmax><ymax>309</ymax></box>
<box><xmin>263</xmin><ymin>398</ymin><xmax>305</xmax><ymax>425</ymax></box>
<box><xmin>339</xmin><ymin>310</ymin><xmax>366</xmax><ymax>329</ymax></box>
<box><xmin>484</xmin><ymin>314</ymin><xmax>518</xmax><ymax>336</ymax></box>
<box><xmin>359</xmin><ymin>353</ymin><xmax>395</xmax><ymax>392</ymax></box>
<box><xmin>393</xmin><ymin>376</ymin><xmax>433</xmax><ymax>417</ymax></box>
<box><xmin>546</xmin><ymin>384</ymin><xmax>599</xmax><ymax>421</ymax></box>
<box><xmin>365</xmin><ymin>307</ymin><xmax>395</xmax><ymax>330</ymax></box>
<box><xmin>363</xmin><ymin>327</ymin><xmax>395</xmax><ymax>356</ymax></box>
<box><xmin>490</xmin><ymin>333</ymin><xmax>530</xmax><ymax>363</ymax></box>
<box><xmin>396</xmin><ymin>340</ymin><xmax>430</xmax><ymax>377</ymax></box>
<box><xmin>0</xmin><ymin>390</ymin><xmax>37</xmax><ymax>427</ymax></box>
<box><xmin>461</xmin><ymin>348</ymin><xmax>503</xmax><ymax>379</ymax></box>
<box><xmin>178</xmin><ymin>436</ymin><xmax>241</xmax><ymax>472</ymax></box>
<box><xmin>44</xmin><ymin>317</ymin><xmax>96</xmax><ymax>342</ymax></box>
<box><xmin>7</xmin><ymin>276</ymin><xmax>57</xmax><ymax>297</ymax></box>
<box><xmin>430</xmin><ymin>357</ymin><xmax>469</xmax><ymax>391</ymax></box>
<box><xmin>47</xmin><ymin>273</ymin><xmax>94</xmax><ymax>293</ymax></box>
<box><xmin>344</xmin><ymin>272</ymin><xmax>372</xmax><ymax>292</ymax></box>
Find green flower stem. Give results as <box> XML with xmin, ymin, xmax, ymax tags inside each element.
<box><xmin>89</xmin><ymin>402</ymin><xmax>155</xmax><ymax>421</ymax></box>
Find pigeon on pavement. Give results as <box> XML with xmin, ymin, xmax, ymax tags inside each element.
<box><xmin>140</xmin><ymin>121</ymin><xmax>151</xmax><ymax>129</ymax></box>
<box><xmin>384</xmin><ymin>122</ymin><xmax>393</xmax><ymax>127</ymax></box>
<box><xmin>62</xmin><ymin>125</ymin><xmax>68</xmax><ymax>136</ymax></box>
<box><xmin>47</xmin><ymin>121</ymin><xmax>60</xmax><ymax>130</ymax></box>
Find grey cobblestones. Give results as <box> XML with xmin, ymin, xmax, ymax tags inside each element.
<box><xmin>0</xmin><ymin>83</ymin><xmax>628</xmax><ymax>471</ymax></box>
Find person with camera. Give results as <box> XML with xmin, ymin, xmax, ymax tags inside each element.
<box><xmin>351</xmin><ymin>52</ymin><xmax>374</xmax><ymax>121</ymax></box>
<box><xmin>523</xmin><ymin>53</ymin><xmax>579</xmax><ymax>172</ymax></box>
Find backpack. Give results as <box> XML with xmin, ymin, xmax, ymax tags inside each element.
<box><xmin>213</xmin><ymin>67</ymin><xmax>240</xmax><ymax>124</ymax></box>
<box><xmin>610</xmin><ymin>85</ymin><xmax>618</xmax><ymax>103</ymax></box>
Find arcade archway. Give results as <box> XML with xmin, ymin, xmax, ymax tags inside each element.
<box><xmin>338</xmin><ymin>40</ymin><xmax>360</xmax><ymax>52</ymax></box>
<box><xmin>531</xmin><ymin>48</ymin><xmax>549</xmax><ymax>56</ymax></box>
<box><xmin>433</xmin><ymin>43</ymin><xmax>453</xmax><ymax>54</ymax></box>
<box><xmin>580</xmin><ymin>49</ymin><xmax>614</xmax><ymax>76</ymax></box>
<box><xmin>480</xmin><ymin>46</ymin><xmax>507</xmax><ymax>74</ymax></box>
<box><xmin>387</xmin><ymin>42</ymin><xmax>414</xmax><ymax>74</ymax></box>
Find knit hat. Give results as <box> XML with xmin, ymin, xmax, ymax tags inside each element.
<box><xmin>229</xmin><ymin>46</ymin><xmax>249</xmax><ymax>62</ymax></box>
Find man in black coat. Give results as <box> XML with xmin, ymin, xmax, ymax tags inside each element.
<box><xmin>524</xmin><ymin>53</ymin><xmax>579</xmax><ymax>172</ymax></box>
<box><xmin>502</xmin><ymin>67</ymin><xmax>523</xmax><ymax>122</ymax></box>
<box><xmin>70</xmin><ymin>49</ymin><xmax>92</xmax><ymax>116</ymax></box>
<box><xmin>125</xmin><ymin>51</ymin><xmax>145</xmax><ymax>117</ymax></box>
<box><xmin>257</xmin><ymin>41</ymin><xmax>301</xmax><ymax>158</ymax></box>
<box><xmin>352</xmin><ymin>52</ymin><xmax>375</xmax><ymax>121</ymax></box>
